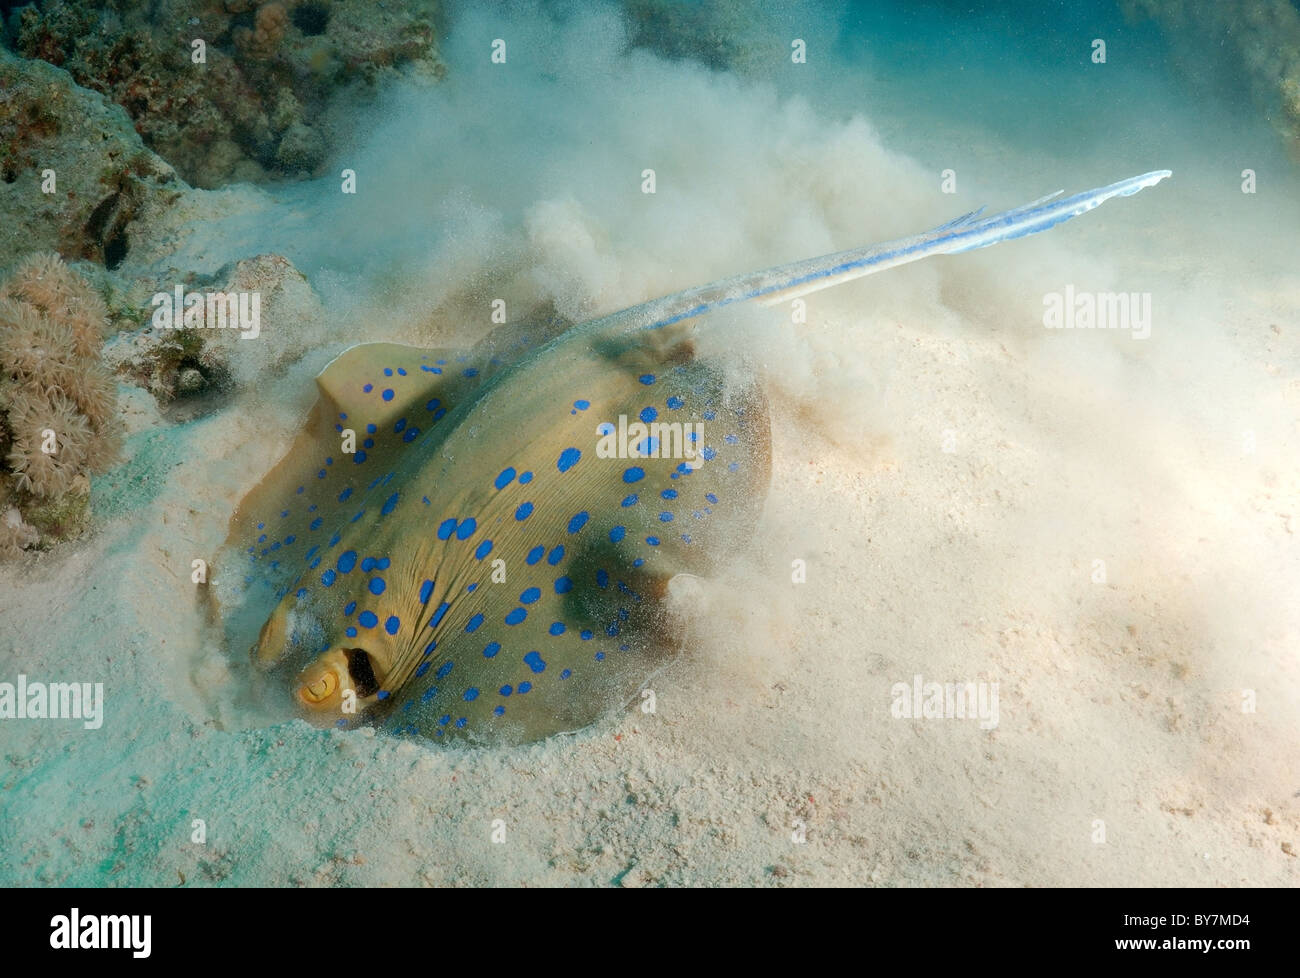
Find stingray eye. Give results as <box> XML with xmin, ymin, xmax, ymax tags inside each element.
<box><xmin>301</xmin><ymin>670</ymin><xmax>339</xmax><ymax>704</ymax></box>
<box><xmin>344</xmin><ymin>648</ymin><xmax>380</xmax><ymax>698</ymax></box>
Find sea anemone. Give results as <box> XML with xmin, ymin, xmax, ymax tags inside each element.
<box><xmin>0</xmin><ymin>253</ymin><xmax>120</xmax><ymax>552</ymax></box>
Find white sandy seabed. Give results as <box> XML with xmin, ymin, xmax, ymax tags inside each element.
<box><xmin>2</xmin><ymin>14</ymin><xmax>1299</xmax><ymax>887</ymax></box>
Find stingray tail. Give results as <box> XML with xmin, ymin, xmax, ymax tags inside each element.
<box><xmin>631</xmin><ymin>170</ymin><xmax>1171</xmax><ymax>329</ymax></box>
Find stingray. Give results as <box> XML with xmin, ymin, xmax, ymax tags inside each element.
<box><xmin>219</xmin><ymin>170</ymin><xmax>1170</xmax><ymax>744</ymax></box>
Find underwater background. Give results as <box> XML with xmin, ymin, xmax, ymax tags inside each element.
<box><xmin>0</xmin><ymin>0</ymin><xmax>1297</xmax><ymax>886</ymax></box>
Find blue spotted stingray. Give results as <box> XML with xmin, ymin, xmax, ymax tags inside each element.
<box><xmin>222</xmin><ymin>171</ymin><xmax>1170</xmax><ymax>743</ymax></box>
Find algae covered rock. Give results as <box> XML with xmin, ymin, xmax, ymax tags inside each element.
<box><xmin>9</xmin><ymin>0</ymin><xmax>447</xmax><ymax>189</ymax></box>
<box><xmin>0</xmin><ymin>46</ymin><xmax>183</xmax><ymax>275</ymax></box>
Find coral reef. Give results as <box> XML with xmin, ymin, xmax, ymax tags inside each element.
<box><xmin>1122</xmin><ymin>0</ymin><xmax>1300</xmax><ymax>155</ymax></box>
<box><xmin>0</xmin><ymin>253</ymin><xmax>119</xmax><ymax>555</ymax></box>
<box><xmin>6</xmin><ymin>0</ymin><xmax>447</xmax><ymax>189</ymax></box>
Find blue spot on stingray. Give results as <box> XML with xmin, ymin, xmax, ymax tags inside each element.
<box><xmin>369</xmin><ymin>577</ymin><xmax>386</xmax><ymax>595</ymax></box>
<box><xmin>296</xmin><ymin>588</ymin><xmax>307</xmax><ymax>599</ymax></box>
<box><xmin>554</xmin><ymin>576</ymin><xmax>573</xmax><ymax>594</ymax></box>
<box><xmin>494</xmin><ymin>467</ymin><xmax>516</xmax><ymax>490</ymax></box>
<box><xmin>597</xmin><ymin>422</ymin><xmax>614</xmax><ymax>436</ymax></box>
<box><xmin>317</xmin><ymin>469</ymin><xmax>326</xmax><ymax>478</ymax></box>
<box><xmin>623</xmin><ymin>466</ymin><xmax>645</xmax><ymax>483</ymax></box>
<box><xmin>483</xmin><ymin>641</ymin><xmax>500</xmax><ymax>659</ymax></box>
<box><xmin>519</xmin><ymin>471</ymin><xmax>534</xmax><ymax>484</ymax></box>
<box><xmin>345</xmin><ymin>627</ymin><xmax>357</xmax><ymax>638</ymax></box>
<box><xmin>580</xmin><ymin>630</ymin><xmax>594</xmax><ymax>640</ymax></box>
<box><xmin>499</xmin><ymin>685</ymin><xmax>513</xmax><ymax>697</ymax></box>
<box><xmin>520</xmin><ymin>587</ymin><xmax>541</xmax><ymax>604</ymax></box>
<box><xmin>523</xmin><ymin>652</ymin><xmax>547</xmax><ymax>673</ymax></box>
<box><xmin>547</xmin><ymin>545</ymin><xmax>565</xmax><ymax>566</ymax></box>
<box><xmin>381</xmin><ymin>492</ymin><xmax>399</xmax><ymax>515</ymax></box>
<box><xmin>398</xmin><ymin>367</ymin><xmax>407</xmax><ymax>375</ymax></box>
<box><xmin>561</xmin><ymin>669</ymin><xmax>572</xmax><ymax>679</ymax></box>
<box><xmin>436</xmin><ymin>661</ymin><xmax>454</xmax><ymax>679</ymax></box>
<box><xmin>494</xmin><ymin>705</ymin><xmax>505</xmax><ymax>716</ymax></box>
<box><xmin>728</xmin><ymin>461</ymin><xmax>740</xmax><ymax>472</ymax></box>
<box><xmin>366</xmin><ymin>423</ymin><xmax>376</xmax><ymax>434</ymax></box>
<box><xmin>574</xmin><ymin>399</ymin><xmax>590</xmax><ymax>410</ymax></box>
<box><xmin>403</xmin><ymin>428</ymin><xmax>419</xmax><ymax>442</ymax></box>
<box><xmin>518</xmin><ymin>682</ymin><xmax>532</xmax><ymax>694</ymax></box>
<box><xmin>515</xmin><ymin>502</ymin><xmax>534</xmax><ymax>521</ymax></box>
<box><xmin>646</xmin><ymin>536</ymin><xmax>660</xmax><ymax>546</ymax></box>
<box><xmin>463</xmin><ymin>368</ymin><xmax>478</xmax><ymax>378</ymax></box>
<box><xmin>505</xmin><ymin>608</ymin><xmax>527</xmax><ymax>625</ymax></box>
<box><xmin>382</xmin><ymin>389</ymin><xmax>394</xmax><ymax>401</ymax></box>
<box><xmin>557</xmin><ymin>447</ymin><xmax>581</xmax><ymax>472</ymax></box>
<box><xmin>596</xmin><ymin>569</ymin><xmax>609</xmax><ymax>588</ymax></box>
<box><xmin>705</xmin><ymin>493</ymin><xmax>719</xmax><ymax>504</ymax></box>
<box><xmin>639</xmin><ymin>374</ymin><xmax>656</xmax><ymax>385</ymax></box>
<box><xmin>455</xmin><ymin>518</ymin><xmax>476</xmax><ymax>540</ymax></box>
<box><xmin>659</xmin><ymin>512</ymin><xmax>674</xmax><ymax>522</ymax></box>
<box><xmin>549</xmin><ymin>622</ymin><xmax>566</xmax><ymax>636</ymax></box>
<box><xmin>464</xmin><ymin>688</ymin><xmax>479</xmax><ymax>701</ymax></box>
<box><xmin>525</xmin><ymin>545</ymin><xmax>544</xmax><ymax>565</ymax></box>
<box><xmin>359</xmin><ymin>610</ymin><xmax>378</xmax><ymax>628</ymax></box>
<box><xmin>363</xmin><ymin>438</ymin><xmax>374</xmax><ymax>449</ymax></box>
<box><xmin>667</xmin><ymin>396</ymin><xmax>684</xmax><ymax>409</ymax></box>
<box><xmin>724</xmin><ymin>434</ymin><xmax>739</xmax><ymax>445</ymax></box>
<box><xmin>633</xmin><ymin>558</ymin><xmax>644</xmax><ymax>567</ymax></box>
<box><xmin>361</xmin><ymin>557</ymin><xmax>376</xmax><ymax>572</ymax></box>
<box><xmin>419</xmin><ymin>579</ymin><xmax>434</xmax><ymax>604</ymax></box>
<box><xmin>416</xmin><ymin>661</ymin><xmax>430</xmax><ymax>678</ymax></box>
<box><xmin>285</xmin><ymin>535</ymin><xmax>295</xmax><ymax>545</ymax></box>
<box><xmin>384</xmin><ymin>368</ymin><xmax>393</xmax><ymax>377</ymax></box>
<box><xmin>639</xmin><ymin>406</ymin><xmax>658</xmax><ymax>424</ymax></box>
<box><xmin>385</xmin><ymin>615</ymin><xmax>400</xmax><ymax>635</ymax></box>
<box><xmin>610</xmin><ymin>526</ymin><xmax>626</xmax><ymax>542</ymax></box>
<box><xmin>430</xmin><ymin>602</ymin><xmax>450</xmax><ymax>627</ymax></box>
<box><xmin>621</xmin><ymin>494</ymin><xmax>638</xmax><ymax>507</ymax></box>
<box><xmin>662</xmin><ymin>489</ymin><xmax>678</xmax><ymax>499</ymax></box>
<box><xmin>437</xmin><ymin>518</ymin><xmax>457</xmax><ymax>540</ymax></box>
<box><xmin>595</xmin><ymin>651</ymin><xmax>605</xmax><ymax>661</ymax></box>
<box><xmin>344</xmin><ymin>601</ymin><xmax>356</xmax><ymax>615</ymax></box>
<box><xmin>474</xmin><ymin>539</ymin><xmax>493</xmax><ymax>560</ymax></box>
<box><xmin>567</xmin><ymin>511</ymin><xmax>589</xmax><ymax>533</ymax></box>
<box><xmin>321</xmin><ymin>569</ymin><xmax>336</xmax><ymax>586</ymax></box>
<box><xmin>426</xmin><ymin>398</ymin><xmax>441</xmax><ymax>411</ymax></box>
<box><xmin>703</xmin><ymin>410</ymin><xmax>717</xmax><ymax>420</ymax></box>
<box><xmin>363</xmin><ymin>383</ymin><xmax>373</xmax><ymax>393</ymax></box>
<box><xmin>297</xmin><ymin>485</ymin><xmax>305</xmax><ymax>494</ymax></box>
<box><xmin>466</xmin><ymin>613</ymin><xmax>484</xmax><ymax>633</ymax></box>
<box><xmin>350</xmin><ymin>509</ymin><xmax>365</xmax><ymax>523</ymax></box>
<box><xmin>354</xmin><ymin>451</ymin><xmax>368</xmax><ymax>464</ymax></box>
<box><xmin>258</xmin><ymin>534</ymin><xmax>267</xmax><ymax>543</ymax></box>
